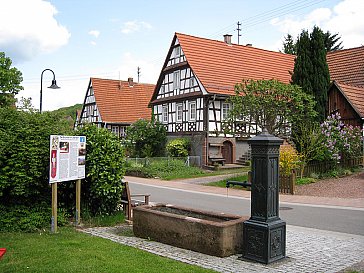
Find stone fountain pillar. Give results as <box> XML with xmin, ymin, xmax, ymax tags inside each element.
<box><xmin>243</xmin><ymin>128</ymin><xmax>286</xmax><ymax>264</ymax></box>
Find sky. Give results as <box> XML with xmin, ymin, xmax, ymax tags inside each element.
<box><xmin>1</xmin><ymin>0</ymin><xmax>363</xmax><ymax>111</ymax></box>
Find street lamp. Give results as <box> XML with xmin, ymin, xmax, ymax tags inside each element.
<box><xmin>40</xmin><ymin>69</ymin><xmax>60</xmax><ymax>113</ymax></box>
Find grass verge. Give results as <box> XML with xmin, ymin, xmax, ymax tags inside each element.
<box><xmin>0</xmin><ymin>227</ymin><xmax>216</xmax><ymax>273</ymax></box>
<box><xmin>205</xmin><ymin>174</ymin><xmax>249</xmax><ymax>190</ymax></box>
<box><xmin>126</xmin><ymin>158</ymin><xmax>250</xmax><ymax>180</ymax></box>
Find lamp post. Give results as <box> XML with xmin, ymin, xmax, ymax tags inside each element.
<box><xmin>40</xmin><ymin>69</ymin><xmax>60</xmax><ymax>113</ymax></box>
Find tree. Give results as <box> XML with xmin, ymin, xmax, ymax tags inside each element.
<box><xmin>125</xmin><ymin>119</ymin><xmax>167</xmax><ymax>157</ymax></box>
<box><xmin>281</xmin><ymin>34</ymin><xmax>296</xmax><ymax>54</ymax></box>
<box><xmin>282</xmin><ymin>30</ymin><xmax>343</xmax><ymax>54</ymax></box>
<box><xmin>229</xmin><ymin>79</ymin><xmax>317</xmax><ymax>136</ymax></box>
<box><xmin>0</xmin><ymin>52</ymin><xmax>23</xmax><ymax>108</ymax></box>
<box><xmin>292</xmin><ymin>121</ymin><xmax>326</xmax><ymax>177</ymax></box>
<box><xmin>324</xmin><ymin>31</ymin><xmax>343</xmax><ymax>51</ymax></box>
<box><xmin>310</xmin><ymin>26</ymin><xmax>331</xmax><ymax>121</ymax></box>
<box><xmin>291</xmin><ymin>30</ymin><xmax>313</xmax><ymax>95</ymax></box>
<box><xmin>291</xmin><ymin>26</ymin><xmax>330</xmax><ymax>122</ymax></box>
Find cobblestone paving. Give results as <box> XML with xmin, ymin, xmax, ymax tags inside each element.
<box><xmin>80</xmin><ymin>225</ymin><xmax>364</xmax><ymax>273</ymax></box>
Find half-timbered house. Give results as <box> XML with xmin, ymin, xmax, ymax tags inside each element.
<box><xmin>77</xmin><ymin>77</ymin><xmax>155</xmax><ymax>137</ymax></box>
<box><xmin>326</xmin><ymin>46</ymin><xmax>364</xmax><ymax>128</ymax></box>
<box><xmin>149</xmin><ymin>33</ymin><xmax>295</xmax><ymax>166</ymax></box>
<box><xmin>150</xmin><ymin>33</ymin><xmax>363</xmax><ymax>166</ymax></box>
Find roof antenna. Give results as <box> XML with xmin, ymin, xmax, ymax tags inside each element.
<box><xmin>137</xmin><ymin>66</ymin><xmax>141</xmax><ymax>83</ymax></box>
<box><xmin>236</xmin><ymin>21</ymin><xmax>242</xmax><ymax>45</ymax></box>
<box><xmin>118</xmin><ymin>71</ymin><xmax>121</xmax><ymax>90</ymax></box>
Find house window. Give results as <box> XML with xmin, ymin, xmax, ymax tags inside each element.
<box><xmin>190</xmin><ymin>77</ymin><xmax>195</xmax><ymax>87</ymax></box>
<box><xmin>173</xmin><ymin>71</ymin><xmax>180</xmax><ymax>91</ymax></box>
<box><xmin>120</xmin><ymin>126</ymin><xmax>127</xmax><ymax>138</ymax></box>
<box><xmin>222</xmin><ymin>103</ymin><xmax>230</xmax><ymax>120</ymax></box>
<box><xmin>176</xmin><ymin>104</ymin><xmax>183</xmax><ymax>122</ymax></box>
<box><xmin>111</xmin><ymin>126</ymin><xmax>119</xmax><ymax>136</ymax></box>
<box><xmin>189</xmin><ymin>101</ymin><xmax>196</xmax><ymax>121</ymax></box>
<box><xmin>162</xmin><ymin>105</ymin><xmax>168</xmax><ymax>123</ymax></box>
<box><xmin>174</xmin><ymin>46</ymin><xmax>181</xmax><ymax>58</ymax></box>
<box><xmin>160</xmin><ymin>85</ymin><xmax>165</xmax><ymax>94</ymax></box>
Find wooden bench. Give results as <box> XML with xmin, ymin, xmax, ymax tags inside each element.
<box><xmin>121</xmin><ymin>181</ymin><xmax>150</xmax><ymax>220</ymax></box>
<box><xmin>209</xmin><ymin>156</ymin><xmax>226</xmax><ymax>166</ymax></box>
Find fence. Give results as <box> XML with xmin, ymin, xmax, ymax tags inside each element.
<box><xmin>279</xmin><ymin>172</ymin><xmax>296</xmax><ymax>194</ymax></box>
<box><xmin>300</xmin><ymin>157</ymin><xmax>363</xmax><ymax>177</ymax></box>
<box><xmin>126</xmin><ymin>156</ymin><xmax>201</xmax><ymax>167</ymax></box>
<box><xmin>247</xmin><ymin>171</ymin><xmax>295</xmax><ymax>195</ymax></box>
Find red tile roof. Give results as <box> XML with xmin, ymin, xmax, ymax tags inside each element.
<box><xmin>327</xmin><ymin>46</ymin><xmax>364</xmax><ymax>87</ymax></box>
<box><xmin>176</xmin><ymin>33</ymin><xmax>295</xmax><ymax>95</ymax></box>
<box><xmin>91</xmin><ymin>78</ymin><xmax>154</xmax><ymax>123</ymax></box>
<box><xmin>335</xmin><ymin>81</ymin><xmax>364</xmax><ymax>118</ymax></box>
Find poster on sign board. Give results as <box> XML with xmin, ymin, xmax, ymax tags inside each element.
<box><xmin>49</xmin><ymin>135</ymin><xmax>86</xmax><ymax>183</ymax></box>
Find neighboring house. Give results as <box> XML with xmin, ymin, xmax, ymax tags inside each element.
<box><xmin>326</xmin><ymin>46</ymin><xmax>364</xmax><ymax>128</ymax></box>
<box><xmin>77</xmin><ymin>77</ymin><xmax>155</xmax><ymax>137</ymax></box>
<box><xmin>149</xmin><ymin>33</ymin><xmax>295</xmax><ymax>166</ymax></box>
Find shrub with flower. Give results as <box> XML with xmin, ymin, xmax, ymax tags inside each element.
<box><xmin>279</xmin><ymin>145</ymin><xmax>301</xmax><ymax>175</ymax></box>
<box><xmin>320</xmin><ymin>112</ymin><xmax>363</xmax><ymax>162</ymax></box>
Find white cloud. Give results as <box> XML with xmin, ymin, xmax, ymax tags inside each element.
<box><xmin>88</xmin><ymin>30</ymin><xmax>100</xmax><ymax>38</ymax></box>
<box><xmin>121</xmin><ymin>20</ymin><xmax>152</xmax><ymax>34</ymax></box>
<box><xmin>0</xmin><ymin>0</ymin><xmax>71</xmax><ymax>63</ymax></box>
<box><xmin>90</xmin><ymin>41</ymin><xmax>97</xmax><ymax>46</ymax></box>
<box><xmin>270</xmin><ymin>0</ymin><xmax>364</xmax><ymax>49</ymax></box>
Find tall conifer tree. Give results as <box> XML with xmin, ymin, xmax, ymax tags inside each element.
<box><xmin>291</xmin><ymin>30</ymin><xmax>313</xmax><ymax>95</ymax></box>
<box><xmin>291</xmin><ymin>26</ymin><xmax>330</xmax><ymax>122</ymax></box>
<box><xmin>310</xmin><ymin>26</ymin><xmax>330</xmax><ymax>121</ymax></box>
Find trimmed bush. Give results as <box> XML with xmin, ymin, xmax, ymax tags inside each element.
<box><xmin>0</xmin><ymin>108</ymin><xmax>72</xmax><ymax>206</ymax></box>
<box><xmin>75</xmin><ymin>124</ymin><xmax>126</xmax><ymax>215</ymax></box>
<box><xmin>166</xmin><ymin>138</ymin><xmax>191</xmax><ymax>157</ymax></box>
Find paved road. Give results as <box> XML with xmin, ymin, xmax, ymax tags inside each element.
<box><xmin>129</xmin><ymin>182</ymin><xmax>364</xmax><ymax>236</ymax></box>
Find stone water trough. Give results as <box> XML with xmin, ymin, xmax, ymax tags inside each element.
<box><xmin>133</xmin><ymin>204</ymin><xmax>248</xmax><ymax>257</ymax></box>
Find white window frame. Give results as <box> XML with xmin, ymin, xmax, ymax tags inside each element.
<box><xmin>176</xmin><ymin>103</ymin><xmax>183</xmax><ymax>122</ymax></box>
<box><xmin>189</xmin><ymin>101</ymin><xmax>196</xmax><ymax>121</ymax></box>
<box><xmin>162</xmin><ymin>105</ymin><xmax>168</xmax><ymax>123</ymax></box>
<box><xmin>111</xmin><ymin>126</ymin><xmax>119</xmax><ymax>136</ymax></box>
<box><xmin>120</xmin><ymin>126</ymin><xmax>127</xmax><ymax>137</ymax></box>
<box><xmin>222</xmin><ymin>102</ymin><xmax>231</xmax><ymax>120</ymax></box>
<box><xmin>160</xmin><ymin>84</ymin><xmax>165</xmax><ymax>94</ymax></box>
<box><xmin>174</xmin><ymin>46</ymin><xmax>181</xmax><ymax>58</ymax></box>
<box><xmin>173</xmin><ymin>71</ymin><xmax>180</xmax><ymax>91</ymax></box>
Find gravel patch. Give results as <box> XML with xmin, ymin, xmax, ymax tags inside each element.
<box><xmin>295</xmin><ymin>171</ymin><xmax>364</xmax><ymax>198</ymax></box>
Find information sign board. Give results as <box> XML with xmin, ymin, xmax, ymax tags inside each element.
<box><xmin>49</xmin><ymin>135</ymin><xmax>86</xmax><ymax>183</ymax></box>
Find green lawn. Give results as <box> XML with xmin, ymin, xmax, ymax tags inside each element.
<box><xmin>205</xmin><ymin>174</ymin><xmax>249</xmax><ymax>189</ymax></box>
<box><xmin>0</xmin><ymin>227</ymin><xmax>216</xmax><ymax>273</ymax></box>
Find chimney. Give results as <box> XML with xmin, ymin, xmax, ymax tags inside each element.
<box><xmin>128</xmin><ymin>77</ymin><xmax>134</xmax><ymax>87</ymax></box>
<box><xmin>223</xmin><ymin>34</ymin><xmax>232</xmax><ymax>45</ymax></box>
